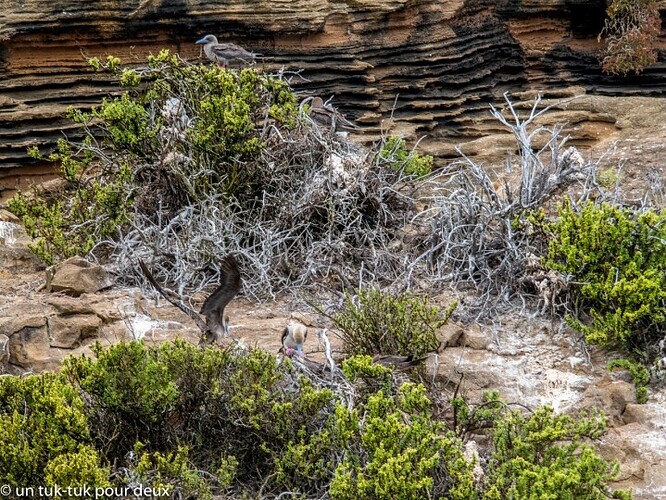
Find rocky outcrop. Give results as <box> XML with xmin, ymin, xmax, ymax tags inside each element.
<box><xmin>1</xmin><ymin>0</ymin><xmax>665</xmax><ymax>196</ymax></box>
<box><xmin>0</xmin><ymin>226</ymin><xmax>199</xmax><ymax>372</ymax></box>
<box><xmin>45</xmin><ymin>256</ymin><xmax>113</xmax><ymax>296</ymax></box>
<box><xmin>0</xmin><ymin>286</ymin><xmax>201</xmax><ymax>372</ymax></box>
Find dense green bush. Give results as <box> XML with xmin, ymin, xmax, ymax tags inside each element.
<box><xmin>332</xmin><ymin>287</ymin><xmax>456</xmax><ymax>357</ymax></box>
<box><xmin>484</xmin><ymin>407</ymin><xmax>629</xmax><ymax>499</ymax></box>
<box><xmin>329</xmin><ymin>384</ymin><xmax>475</xmax><ymax>500</ymax></box>
<box><xmin>0</xmin><ymin>373</ymin><xmax>109</xmax><ymax>488</ymax></box>
<box><xmin>0</xmin><ymin>341</ymin><xmax>630</xmax><ymax>498</ymax></box>
<box><xmin>63</xmin><ymin>339</ymin><xmax>335</xmax><ymax>485</ymax></box>
<box><xmin>8</xmin><ymin>51</ymin><xmax>298</xmax><ymax>265</ymax></box>
<box><xmin>544</xmin><ymin>198</ymin><xmax>666</xmax><ymax>352</ymax></box>
<box><xmin>131</xmin><ymin>444</ymin><xmax>212</xmax><ymax>499</ymax></box>
<box><xmin>7</xmin><ymin>138</ymin><xmax>133</xmax><ymax>264</ymax></box>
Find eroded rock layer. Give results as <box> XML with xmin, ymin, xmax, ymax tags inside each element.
<box><xmin>1</xmin><ymin>0</ymin><xmax>665</xmax><ymax>193</ymax></box>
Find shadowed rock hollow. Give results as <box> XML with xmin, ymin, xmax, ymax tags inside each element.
<box><xmin>1</xmin><ymin>0</ymin><xmax>665</xmax><ymax>195</ymax></box>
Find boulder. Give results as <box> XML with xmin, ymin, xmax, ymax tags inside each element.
<box><xmin>6</xmin><ymin>322</ymin><xmax>56</xmax><ymax>371</ymax></box>
<box><xmin>45</xmin><ymin>256</ymin><xmax>112</xmax><ymax>296</ymax></box>
<box><xmin>45</xmin><ymin>295</ymin><xmax>97</xmax><ymax>315</ymax></box>
<box><xmin>439</xmin><ymin>322</ymin><xmax>464</xmax><ymax>347</ymax></box>
<box><xmin>47</xmin><ymin>314</ymin><xmax>103</xmax><ymax>349</ymax></box>
<box><xmin>0</xmin><ymin>313</ymin><xmax>48</xmax><ymax>337</ymax></box>
<box><xmin>579</xmin><ymin>375</ymin><xmax>636</xmax><ymax>423</ymax></box>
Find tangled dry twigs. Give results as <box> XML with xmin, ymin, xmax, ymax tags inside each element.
<box><xmin>86</xmin><ymin>60</ymin><xmax>426</xmax><ymax>304</ymax></box>
<box><xmin>412</xmin><ymin>92</ymin><xmax>608</xmax><ymax>317</ymax></box>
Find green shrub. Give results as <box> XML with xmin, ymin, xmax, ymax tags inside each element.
<box><xmin>0</xmin><ymin>340</ymin><xmax>630</xmax><ymax>498</ymax></box>
<box><xmin>7</xmin><ymin>137</ymin><xmax>133</xmax><ymax>265</ymax></box>
<box><xmin>378</xmin><ymin>136</ymin><xmax>433</xmax><ymax>177</ymax></box>
<box><xmin>0</xmin><ymin>373</ymin><xmax>107</xmax><ymax>487</ymax></box>
<box><xmin>8</xmin><ymin>52</ymin><xmax>298</xmax><ymax>265</ymax></box>
<box><xmin>333</xmin><ymin>287</ymin><xmax>456</xmax><ymax>357</ymax></box>
<box><xmin>132</xmin><ymin>443</ymin><xmax>210</xmax><ymax>500</ymax></box>
<box><xmin>44</xmin><ymin>447</ymin><xmax>110</xmax><ymax>491</ymax></box>
<box><xmin>328</xmin><ymin>384</ymin><xmax>476</xmax><ymax>500</ymax></box>
<box><xmin>484</xmin><ymin>407</ymin><xmax>630</xmax><ymax>499</ymax></box>
<box><xmin>64</xmin><ymin>340</ymin><xmax>336</xmax><ymax>492</ymax></box>
<box><xmin>451</xmin><ymin>390</ymin><xmax>506</xmax><ymax>437</ymax></box>
<box><xmin>544</xmin><ymin>198</ymin><xmax>666</xmax><ymax>351</ymax></box>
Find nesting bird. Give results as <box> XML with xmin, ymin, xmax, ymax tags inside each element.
<box><xmin>280</xmin><ymin>321</ymin><xmax>308</xmax><ymax>357</ymax></box>
<box><xmin>195</xmin><ymin>34</ymin><xmax>257</xmax><ymax>68</ymax></box>
<box><xmin>301</xmin><ymin>96</ymin><xmax>359</xmax><ymax>133</ymax></box>
<box><xmin>199</xmin><ymin>254</ymin><xmax>241</xmax><ymax>345</ymax></box>
<box><xmin>372</xmin><ymin>354</ymin><xmax>425</xmax><ymax>371</ymax></box>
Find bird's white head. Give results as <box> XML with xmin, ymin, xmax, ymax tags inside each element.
<box><xmin>195</xmin><ymin>34</ymin><xmax>218</xmax><ymax>45</ymax></box>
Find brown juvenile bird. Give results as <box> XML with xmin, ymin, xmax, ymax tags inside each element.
<box><xmin>195</xmin><ymin>34</ymin><xmax>257</xmax><ymax>68</ymax></box>
<box><xmin>302</xmin><ymin>96</ymin><xmax>359</xmax><ymax>132</ymax></box>
<box><xmin>280</xmin><ymin>321</ymin><xmax>308</xmax><ymax>357</ymax></box>
<box><xmin>200</xmin><ymin>254</ymin><xmax>241</xmax><ymax>345</ymax></box>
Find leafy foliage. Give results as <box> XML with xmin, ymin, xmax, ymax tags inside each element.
<box><xmin>378</xmin><ymin>136</ymin><xmax>433</xmax><ymax>178</ymax></box>
<box><xmin>333</xmin><ymin>287</ymin><xmax>456</xmax><ymax>357</ymax></box>
<box><xmin>329</xmin><ymin>384</ymin><xmax>476</xmax><ymax>500</ymax></box>
<box><xmin>63</xmin><ymin>339</ymin><xmax>335</xmax><ymax>483</ymax></box>
<box><xmin>0</xmin><ymin>373</ymin><xmax>108</xmax><ymax>488</ymax></box>
<box><xmin>131</xmin><ymin>444</ymin><xmax>211</xmax><ymax>499</ymax></box>
<box><xmin>0</xmin><ymin>340</ymin><xmax>630</xmax><ymax>498</ymax></box>
<box><xmin>7</xmin><ymin>137</ymin><xmax>133</xmax><ymax>264</ymax></box>
<box><xmin>8</xmin><ymin>51</ymin><xmax>298</xmax><ymax>266</ymax></box>
<box><xmin>484</xmin><ymin>407</ymin><xmax>629</xmax><ymax>499</ymax></box>
<box><xmin>9</xmin><ymin>51</ymin><xmax>424</xmax><ymax>299</ymax></box>
<box><xmin>544</xmin><ymin>198</ymin><xmax>666</xmax><ymax>352</ymax></box>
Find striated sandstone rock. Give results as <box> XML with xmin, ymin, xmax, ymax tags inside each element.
<box><xmin>1</xmin><ymin>0</ymin><xmax>664</xmax><ymax>196</ymax></box>
<box><xmin>45</xmin><ymin>295</ymin><xmax>97</xmax><ymax>316</ymax></box>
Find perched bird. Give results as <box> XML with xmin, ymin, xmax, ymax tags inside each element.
<box><xmin>199</xmin><ymin>254</ymin><xmax>242</xmax><ymax>345</ymax></box>
<box><xmin>280</xmin><ymin>321</ymin><xmax>308</xmax><ymax>357</ymax></box>
<box><xmin>195</xmin><ymin>34</ymin><xmax>257</xmax><ymax>68</ymax></box>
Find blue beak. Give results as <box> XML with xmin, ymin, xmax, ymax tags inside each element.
<box><xmin>195</xmin><ymin>37</ymin><xmax>207</xmax><ymax>44</ymax></box>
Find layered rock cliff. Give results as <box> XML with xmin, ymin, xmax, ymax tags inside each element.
<box><xmin>0</xmin><ymin>0</ymin><xmax>664</xmax><ymax>194</ymax></box>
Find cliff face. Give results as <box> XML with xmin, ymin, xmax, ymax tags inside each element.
<box><xmin>0</xmin><ymin>0</ymin><xmax>664</xmax><ymax>192</ymax></box>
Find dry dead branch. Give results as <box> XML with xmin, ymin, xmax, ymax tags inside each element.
<box><xmin>412</xmin><ymin>92</ymin><xmax>606</xmax><ymax>318</ymax></box>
